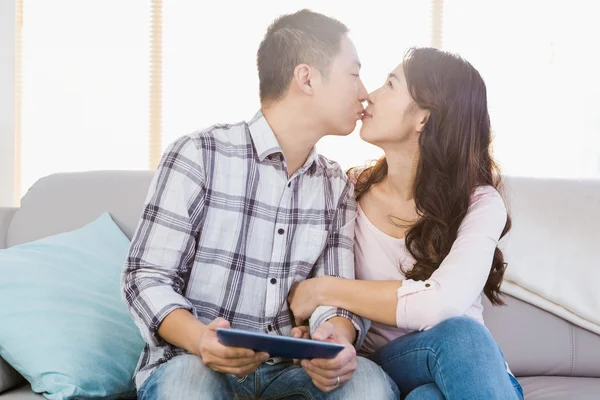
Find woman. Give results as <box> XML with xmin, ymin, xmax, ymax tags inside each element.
<box><xmin>288</xmin><ymin>47</ymin><xmax>524</xmax><ymax>399</ymax></box>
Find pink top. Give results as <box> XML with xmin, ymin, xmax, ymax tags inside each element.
<box><xmin>353</xmin><ymin>183</ymin><xmax>508</xmax><ymax>355</ymax></box>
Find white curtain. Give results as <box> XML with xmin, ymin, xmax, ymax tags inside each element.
<box><xmin>17</xmin><ymin>1</ymin><xmax>600</xmax><ymax>198</ymax></box>
<box><xmin>20</xmin><ymin>0</ymin><xmax>149</xmax><ymax>197</ymax></box>
<box><xmin>443</xmin><ymin>0</ymin><xmax>600</xmax><ymax>179</ymax></box>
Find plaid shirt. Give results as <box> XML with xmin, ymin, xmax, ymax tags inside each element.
<box><xmin>122</xmin><ymin>111</ymin><xmax>366</xmax><ymax>388</ymax></box>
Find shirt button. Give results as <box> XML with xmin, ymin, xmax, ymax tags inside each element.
<box><xmin>267</xmin><ymin>324</ymin><xmax>273</xmax><ymax>332</ymax></box>
<box><xmin>425</xmin><ymin>283</ymin><xmax>431</xmax><ymax>288</ymax></box>
<box><xmin>277</xmin><ymin>228</ymin><xmax>285</xmax><ymax>235</ymax></box>
<box><xmin>270</xmin><ymin>278</ymin><xmax>277</xmax><ymax>285</ymax></box>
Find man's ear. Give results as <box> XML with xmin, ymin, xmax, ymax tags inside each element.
<box><xmin>293</xmin><ymin>64</ymin><xmax>313</xmax><ymax>95</ymax></box>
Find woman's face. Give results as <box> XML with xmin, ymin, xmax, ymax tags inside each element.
<box><xmin>360</xmin><ymin>64</ymin><xmax>428</xmax><ymax>147</ymax></box>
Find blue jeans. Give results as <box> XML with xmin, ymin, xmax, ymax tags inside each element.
<box><xmin>138</xmin><ymin>354</ymin><xmax>399</xmax><ymax>399</ymax></box>
<box><xmin>369</xmin><ymin>317</ymin><xmax>524</xmax><ymax>400</ymax></box>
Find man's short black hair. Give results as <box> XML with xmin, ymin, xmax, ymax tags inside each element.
<box><xmin>257</xmin><ymin>9</ymin><xmax>349</xmax><ymax>104</ymax></box>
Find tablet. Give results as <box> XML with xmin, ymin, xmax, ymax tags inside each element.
<box><xmin>216</xmin><ymin>328</ymin><xmax>345</xmax><ymax>360</ymax></box>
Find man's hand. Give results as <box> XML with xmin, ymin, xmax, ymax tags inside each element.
<box><xmin>290</xmin><ymin>325</ymin><xmax>311</xmax><ymax>365</ymax></box>
<box><xmin>197</xmin><ymin>318</ymin><xmax>270</xmax><ymax>376</ymax></box>
<box><xmin>300</xmin><ymin>321</ymin><xmax>357</xmax><ymax>392</ymax></box>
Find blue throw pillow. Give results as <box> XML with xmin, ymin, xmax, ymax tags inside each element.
<box><xmin>0</xmin><ymin>212</ymin><xmax>144</xmax><ymax>399</ymax></box>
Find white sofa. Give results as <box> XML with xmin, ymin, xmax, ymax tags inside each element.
<box><xmin>1</xmin><ymin>171</ymin><xmax>599</xmax><ymax>399</ymax></box>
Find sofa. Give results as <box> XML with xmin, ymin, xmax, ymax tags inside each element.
<box><xmin>0</xmin><ymin>170</ymin><xmax>599</xmax><ymax>399</ymax></box>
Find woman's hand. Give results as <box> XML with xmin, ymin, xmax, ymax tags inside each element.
<box><xmin>288</xmin><ymin>277</ymin><xmax>330</xmax><ymax>325</ymax></box>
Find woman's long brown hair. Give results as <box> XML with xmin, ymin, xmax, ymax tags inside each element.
<box><xmin>352</xmin><ymin>48</ymin><xmax>511</xmax><ymax>306</ymax></box>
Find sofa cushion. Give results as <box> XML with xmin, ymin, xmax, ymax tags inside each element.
<box><xmin>0</xmin><ymin>384</ymin><xmax>44</xmax><ymax>400</ymax></box>
<box><xmin>0</xmin><ymin>358</ymin><xmax>22</xmax><ymax>395</ymax></box>
<box><xmin>499</xmin><ymin>176</ymin><xmax>600</xmax><ymax>334</ymax></box>
<box><xmin>0</xmin><ymin>212</ymin><xmax>144</xmax><ymax>399</ymax></box>
<box><xmin>0</xmin><ymin>209</ymin><xmax>22</xmax><ymax>394</ymax></box>
<box><xmin>1</xmin><ymin>384</ymin><xmax>132</xmax><ymax>400</ymax></box>
<box><xmin>1</xmin><ymin>384</ymin><xmax>135</xmax><ymax>400</ymax></box>
<box><xmin>520</xmin><ymin>376</ymin><xmax>600</xmax><ymax>400</ymax></box>
<box><xmin>7</xmin><ymin>171</ymin><xmax>154</xmax><ymax>247</ymax></box>
<box><xmin>483</xmin><ymin>295</ymin><xmax>600</xmax><ymax>378</ymax></box>
<box><xmin>4</xmin><ymin>377</ymin><xmax>600</xmax><ymax>400</ymax></box>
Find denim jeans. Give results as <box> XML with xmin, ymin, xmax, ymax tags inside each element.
<box><xmin>138</xmin><ymin>353</ymin><xmax>399</xmax><ymax>400</ymax></box>
<box><xmin>369</xmin><ymin>316</ymin><xmax>524</xmax><ymax>400</ymax></box>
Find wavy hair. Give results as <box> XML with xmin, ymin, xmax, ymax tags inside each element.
<box><xmin>352</xmin><ymin>48</ymin><xmax>511</xmax><ymax>305</ymax></box>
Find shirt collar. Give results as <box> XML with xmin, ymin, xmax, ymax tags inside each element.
<box><xmin>248</xmin><ymin>110</ymin><xmax>319</xmax><ymax>169</ymax></box>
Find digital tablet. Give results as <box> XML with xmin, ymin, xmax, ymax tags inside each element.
<box><xmin>216</xmin><ymin>328</ymin><xmax>345</xmax><ymax>360</ymax></box>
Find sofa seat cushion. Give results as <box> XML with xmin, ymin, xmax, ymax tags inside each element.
<box><xmin>0</xmin><ymin>384</ymin><xmax>44</xmax><ymax>400</ymax></box>
<box><xmin>0</xmin><ymin>358</ymin><xmax>22</xmax><ymax>395</ymax></box>
<box><xmin>520</xmin><ymin>376</ymin><xmax>600</xmax><ymax>400</ymax></box>
<box><xmin>3</xmin><ymin>376</ymin><xmax>600</xmax><ymax>400</ymax></box>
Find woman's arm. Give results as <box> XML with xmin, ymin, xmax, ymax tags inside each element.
<box><xmin>392</xmin><ymin>187</ymin><xmax>508</xmax><ymax>331</ymax></box>
<box><xmin>320</xmin><ymin>278</ymin><xmax>403</xmax><ymax>326</ymax></box>
<box><xmin>290</xmin><ymin>186</ymin><xmax>507</xmax><ymax>330</ymax></box>
<box><xmin>289</xmin><ymin>276</ymin><xmax>403</xmax><ymax>326</ymax></box>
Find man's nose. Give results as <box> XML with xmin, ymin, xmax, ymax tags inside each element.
<box><xmin>358</xmin><ymin>79</ymin><xmax>368</xmax><ymax>102</ymax></box>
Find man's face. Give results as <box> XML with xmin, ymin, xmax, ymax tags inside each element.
<box><xmin>312</xmin><ymin>35</ymin><xmax>368</xmax><ymax>136</ymax></box>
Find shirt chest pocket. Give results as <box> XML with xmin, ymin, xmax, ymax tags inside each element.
<box><xmin>289</xmin><ymin>226</ymin><xmax>329</xmax><ymax>278</ymax></box>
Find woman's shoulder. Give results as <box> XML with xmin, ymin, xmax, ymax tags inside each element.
<box><xmin>347</xmin><ymin>163</ymin><xmax>377</xmax><ymax>185</ymax></box>
<box><xmin>471</xmin><ymin>185</ymin><xmax>504</xmax><ymax>204</ymax></box>
<box><xmin>467</xmin><ymin>185</ymin><xmax>508</xmax><ymax>223</ymax></box>
<box><xmin>346</xmin><ymin>166</ymin><xmax>368</xmax><ymax>185</ymax></box>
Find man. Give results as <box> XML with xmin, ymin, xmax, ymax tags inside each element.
<box><xmin>122</xmin><ymin>9</ymin><xmax>398</xmax><ymax>399</ymax></box>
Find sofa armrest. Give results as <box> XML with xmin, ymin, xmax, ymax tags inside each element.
<box><xmin>0</xmin><ymin>207</ymin><xmax>17</xmax><ymax>250</ymax></box>
<box><xmin>0</xmin><ymin>207</ymin><xmax>24</xmax><ymax>393</ymax></box>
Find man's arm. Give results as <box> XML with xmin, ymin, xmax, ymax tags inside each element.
<box><xmin>157</xmin><ymin>309</ymin><xmax>206</xmax><ymax>354</ymax></box>
<box><xmin>324</xmin><ymin>317</ymin><xmax>356</xmax><ymax>344</ymax></box>
<box><xmin>308</xmin><ymin>178</ymin><xmax>369</xmax><ymax>348</ymax></box>
<box><xmin>121</xmin><ymin>136</ymin><xmax>205</xmax><ymax>348</ymax></box>
<box><xmin>121</xmin><ymin>136</ymin><xmax>269</xmax><ymax>376</ymax></box>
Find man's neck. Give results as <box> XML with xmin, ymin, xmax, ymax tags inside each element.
<box><xmin>261</xmin><ymin>103</ymin><xmax>322</xmax><ymax>177</ymax></box>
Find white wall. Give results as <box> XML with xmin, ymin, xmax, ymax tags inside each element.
<box><xmin>0</xmin><ymin>0</ymin><xmax>15</xmax><ymax>207</ymax></box>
